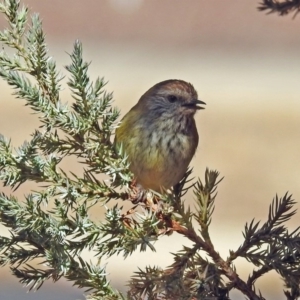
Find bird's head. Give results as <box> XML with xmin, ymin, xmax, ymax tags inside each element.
<box><xmin>138</xmin><ymin>79</ymin><xmax>206</xmax><ymax>117</ymax></box>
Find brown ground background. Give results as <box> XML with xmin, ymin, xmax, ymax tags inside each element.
<box><xmin>0</xmin><ymin>1</ymin><xmax>300</xmax><ymax>299</ymax></box>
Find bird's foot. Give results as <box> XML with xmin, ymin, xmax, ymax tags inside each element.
<box><xmin>129</xmin><ymin>180</ymin><xmax>146</xmax><ymax>204</ymax></box>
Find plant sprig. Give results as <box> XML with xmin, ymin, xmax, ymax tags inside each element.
<box><xmin>0</xmin><ymin>1</ymin><xmax>300</xmax><ymax>299</ymax></box>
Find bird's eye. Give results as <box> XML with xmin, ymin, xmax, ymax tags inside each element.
<box><xmin>167</xmin><ymin>95</ymin><xmax>177</xmax><ymax>103</ymax></box>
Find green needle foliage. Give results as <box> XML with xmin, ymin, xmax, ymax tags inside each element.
<box><xmin>0</xmin><ymin>1</ymin><xmax>300</xmax><ymax>299</ymax></box>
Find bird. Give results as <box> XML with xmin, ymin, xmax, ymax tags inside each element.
<box><xmin>115</xmin><ymin>79</ymin><xmax>205</xmax><ymax>194</ymax></box>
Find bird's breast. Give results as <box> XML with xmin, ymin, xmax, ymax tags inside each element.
<box><xmin>130</xmin><ymin>118</ymin><xmax>198</xmax><ymax>191</ymax></box>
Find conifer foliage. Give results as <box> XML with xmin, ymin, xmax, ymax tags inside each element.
<box><xmin>0</xmin><ymin>1</ymin><xmax>300</xmax><ymax>299</ymax></box>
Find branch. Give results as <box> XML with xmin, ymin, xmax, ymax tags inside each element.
<box><xmin>258</xmin><ymin>0</ymin><xmax>300</xmax><ymax>17</ymax></box>
<box><xmin>169</xmin><ymin>219</ymin><xmax>263</xmax><ymax>300</ymax></box>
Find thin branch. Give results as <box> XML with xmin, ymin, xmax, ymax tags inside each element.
<box><xmin>258</xmin><ymin>0</ymin><xmax>300</xmax><ymax>17</ymax></box>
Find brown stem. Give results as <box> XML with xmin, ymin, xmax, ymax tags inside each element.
<box><xmin>247</xmin><ymin>265</ymin><xmax>271</xmax><ymax>288</ymax></box>
<box><xmin>170</xmin><ymin>219</ymin><xmax>264</xmax><ymax>300</ymax></box>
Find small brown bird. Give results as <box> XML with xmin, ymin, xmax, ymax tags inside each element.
<box><xmin>115</xmin><ymin>79</ymin><xmax>205</xmax><ymax>192</ymax></box>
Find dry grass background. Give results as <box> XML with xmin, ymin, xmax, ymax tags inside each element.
<box><xmin>0</xmin><ymin>1</ymin><xmax>300</xmax><ymax>299</ymax></box>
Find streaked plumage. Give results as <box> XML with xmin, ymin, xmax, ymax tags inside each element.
<box><xmin>115</xmin><ymin>79</ymin><xmax>205</xmax><ymax>191</ymax></box>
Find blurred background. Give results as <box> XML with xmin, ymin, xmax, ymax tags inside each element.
<box><xmin>0</xmin><ymin>0</ymin><xmax>300</xmax><ymax>299</ymax></box>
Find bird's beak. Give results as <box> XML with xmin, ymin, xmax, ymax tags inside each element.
<box><xmin>182</xmin><ymin>99</ymin><xmax>206</xmax><ymax>110</ymax></box>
